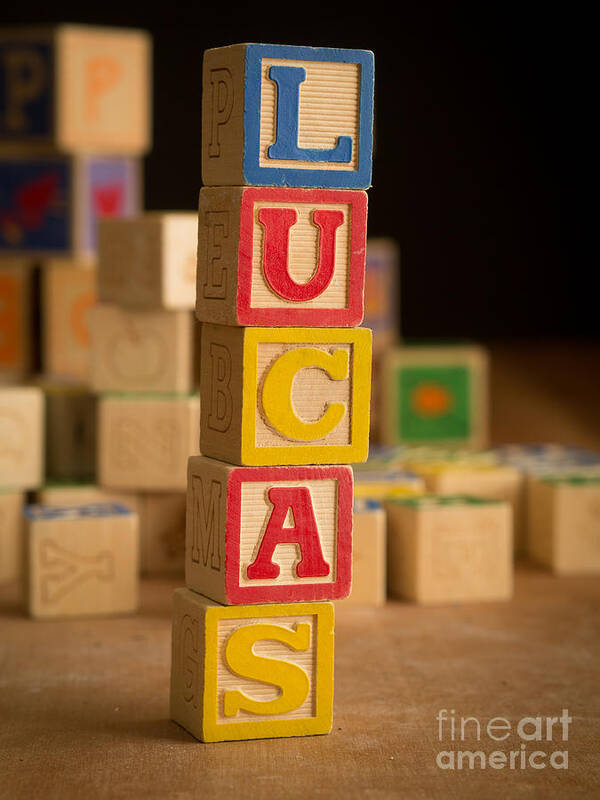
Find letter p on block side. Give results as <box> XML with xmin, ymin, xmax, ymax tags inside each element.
<box><xmin>201</xmin><ymin>43</ymin><xmax>374</xmax><ymax>188</ymax></box>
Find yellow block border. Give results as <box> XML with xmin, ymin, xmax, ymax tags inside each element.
<box><xmin>202</xmin><ymin>601</ymin><xmax>334</xmax><ymax>742</ymax></box>
<box><xmin>240</xmin><ymin>327</ymin><xmax>372</xmax><ymax>465</ymax></box>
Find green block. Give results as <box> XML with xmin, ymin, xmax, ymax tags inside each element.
<box><xmin>398</xmin><ymin>365</ymin><xmax>470</xmax><ymax>442</ymax></box>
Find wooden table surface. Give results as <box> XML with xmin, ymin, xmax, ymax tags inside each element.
<box><xmin>2</xmin><ymin>340</ymin><xmax>599</xmax><ymax>798</ymax></box>
<box><xmin>1</xmin><ymin>566</ymin><xmax>599</xmax><ymax>799</ymax></box>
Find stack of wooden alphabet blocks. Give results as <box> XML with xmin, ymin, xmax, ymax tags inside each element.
<box><xmin>170</xmin><ymin>43</ymin><xmax>374</xmax><ymax>742</ymax></box>
<box><xmin>90</xmin><ymin>210</ymin><xmax>200</xmax><ymax>576</ymax></box>
<box><xmin>0</xmin><ymin>25</ymin><xmax>150</xmax><ymax>600</ymax></box>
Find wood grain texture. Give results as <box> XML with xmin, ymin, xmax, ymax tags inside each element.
<box><xmin>185</xmin><ymin>456</ymin><xmax>352</xmax><ymax>604</ymax></box>
<box><xmin>385</xmin><ymin>496</ymin><xmax>513</xmax><ymax>604</ymax></box>
<box><xmin>98</xmin><ymin>214</ymin><xmax>197</xmax><ymax>310</ymax></box>
<box><xmin>43</xmin><ymin>260</ymin><xmax>97</xmax><ymax>382</ymax></box>
<box><xmin>25</xmin><ymin>503</ymin><xmax>139</xmax><ymax>618</ymax></box>
<box><xmin>196</xmin><ymin>186</ymin><xmax>366</xmax><ymax>326</ymax></box>
<box><xmin>90</xmin><ymin>304</ymin><xmax>194</xmax><ymax>394</ymax></box>
<box><xmin>0</xmin><ymin>568</ymin><xmax>599</xmax><ymax>797</ymax></box>
<box><xmin>98</xmin><ymin>394</ymin><xmax>200</xmax><ymax>491</ymax></box>
<box><xmin>258</xmin><ymin>57</ymin><xmax>360</xmax><ymax>173</ymax></box>
<box><xmin>0</xmin><ymin>261</ymin><xmax>32</xmax><ymax>383</ymax></box>
<box><xmin>199</xmin><ymin>324</ymin><xmax>371</xmax><ymax>465</ymax></box>
<box><xmin>0</xmin><ymin>25</ymin><xmax>151</xmax><ymax>154</ymax></box>
<box><xmin>0</xmin><ymin>385</ymin><xmax>44</xmax><ymax>489</ymax></box>
<box><xmin>170</xmin><ymin>588</ymin><xmax>334</xmax><ymax>742</ymax></box>
<box><xmin>528</xmin><ymin>475</ymin><xmax>600</xmax><ymax>574</ymax></box>
<box><xmin>0</xmin><ymin>490</ymin><xmax>24</xmax><ymax>583</ymax></box>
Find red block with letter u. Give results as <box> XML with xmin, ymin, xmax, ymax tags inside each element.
<box><xmin>196</xmin><ymin>186</ymin><xmax>367</xmax><ymax>327</ymax></box>
<box><xmin>185</xmin><ymin>455</ymin><xmax>353</xmax><ymax>604</ymax></box>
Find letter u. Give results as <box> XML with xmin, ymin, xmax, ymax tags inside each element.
<box><xmin>258</xmin><ymin>207</ymin><xmax>344</xmax><ymax>302</ymax></box>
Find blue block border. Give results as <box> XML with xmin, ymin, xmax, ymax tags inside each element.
<box><xmin>243</xmin><ymin>44</ymin><xmax>374</xmax><ymax>188</ymax></box>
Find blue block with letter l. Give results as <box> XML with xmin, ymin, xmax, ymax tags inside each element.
<box><xmin>202</xmin><ymin>43</ymin><xmax>374</xmax><ymax>189</ymax></box>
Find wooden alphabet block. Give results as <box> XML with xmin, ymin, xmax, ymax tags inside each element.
<box><xmin>336</xmin><ymin>499</ymin><xmax>386</xmax><ymax>608</ymax></box>
<box><xmin>0</xmin><ymin>25</ymin><xmax>151</xmax><ymax>154</ymax></box>
<box><xmin>406</xmin><ymin>461</ymin><xmax>525</xmax><ymax>553</ymax></box>
<box><xmin>380</xmin><ymin>344</ymin><xmax>489</xmax><ymax>450</ymax></box>
<box><xmin>196</xmin><ymin>186</ymin><xmax>367</xmax><ymax>326</ymax></box>
<box><xmin>40</xmin><ymin>382</ymin><xmax>96</xmax><ymax>483</ymax></box>
<box><xmin>202</xmin><ymin>43</ymin><xmax>374</xmax><ymax>189</ymax></box>
<box><xmin>185</xmin><ymin>456</ymin><xmax>352</xmax><ymax>604</ymax></box>
<box><xmin>0</xmin><ymin>155</ymin><xmax>141</xmax><ymax>258</ymax></box>
<box><xmin>90</xmin><ymin>304</ymin><xmax>194</xmax><ymax>393</ymax></box>
<box><xmin>170</xmin><ymin>588</ymin><xmax>334</xmax><ymax>742</ymax></box>
<box><xmin>385</xmin><ymin>495</ymin><xmax>513</xmax><ymax>604</ymax></box>
<box><xmin>200</xmin><ymin>324</ymin><xmax>371</xmax><ymax>465</ymax></box>
<box><xmin>364</xmin><ymin>238</ymin><xmax>400</xmax><ymax>356</ymax></box>
<box><xmin>25</xmin><ymin>502</ymin><xmax>139</xmax><ymax>618</ymax></box>
<box><xmin>0</xmin><ymin>490</ymin><xmax>24</xmax><ymax>583</ymax></box>
<box><xmin>0</xmin><ymin>386</ymin><xmax>43</xmax><ymax>489</ymax></box>
<box><xmin>98</xmin><ymin>214</ymin><xmax>197</xmax><ymax>309</ymax></box>
<box><xmin>43</xmin><ymin>260</ymin><xmax>96</xmax><ymax>381</ymax></box>
<box><xmin>0</xmin><ymin>261</ymin><xmax>32</xmax><ymax>383</ymax></box>
<box><xmin>527</xmin><ymin>475</ymin><xmax>600</xmax><ymax>574</ymax></box>
<box><xmin>98</xmin><ymin>394</ymin><xmax>200</xmax><ymax>490</ymax></box>
<box><xmin>37</xmin><ymin>483</ymin><xmax>139</xmax><ymax>513</ymax></box>
<box><xmin>139</xmin><ymin>492</ymin><xmax>186</xmax><ymax>576</ymax></box>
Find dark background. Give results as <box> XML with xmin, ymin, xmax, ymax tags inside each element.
<box><xmin>2</xmin><ymin>6</ymin><xmax>592</xmax><ymax>338</ymax></box>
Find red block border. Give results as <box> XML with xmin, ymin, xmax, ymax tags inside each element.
<box><xmin>237</xmin><ymin>187</ymin><xmax>367</xmax><ymax>326</ymax></box>
<box><xmin>225</xmin><ymin>464</ymin><xmax>353</xmax><ymax>603</ymax></box>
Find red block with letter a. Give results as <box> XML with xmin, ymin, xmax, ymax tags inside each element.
<box><xmin>196</xmin><ymin>186</ymin><xmax>367</xmax><ymax>327</ymax></box>
<box><xmin>185</xmin><ymin>456</ymin><xmax>353</xmax><ymax>604</ymax></box>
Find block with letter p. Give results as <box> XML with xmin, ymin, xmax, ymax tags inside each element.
<box><xmin>185</xmin><ymin>456</ymin><xmax>353</xmax><ymax>604</ymax></box>
<box><xmin>196</xmin><ymin>186</ymin><xmax>367</xmax><ymax>326</ymax></box>
<box><xmin>0</xmin><ymin>25</ymin><xmax>150</xmax><ymax>154</ymax></box>
<box><xmin>200</xmin><ymin>324</ymin><xmax>371</xmax><ymax>465</ymax></box>
<box><xmin>170</xmin><ymin>588</ymin><xmax>334</xmax><ymax>742</ymax></box>
<box><xmin>202</xmin><ymin>43</ymin><xmax>374</xmax><ymax>188</ymax></box>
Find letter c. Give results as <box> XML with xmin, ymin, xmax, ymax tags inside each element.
<box><xmin>261</xmin><ymin>347</ymin><xmax>348</xmax><ymax>441</ymax></box>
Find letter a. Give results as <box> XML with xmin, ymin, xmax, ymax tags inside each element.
<box><xmin>246</xmin><ymin>486</ymin><xmax>330</xmax><ymax>580</ymax></box>
<box><xmin>258</xmin><ymin>207</ymin><xmax>344</xmax><ymax>301</ymax></box>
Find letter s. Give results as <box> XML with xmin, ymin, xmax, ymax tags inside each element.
<box><xmin>223</xmin><ymin>622</ymin><xmax>311</xmax><ymax>717</ymax></box>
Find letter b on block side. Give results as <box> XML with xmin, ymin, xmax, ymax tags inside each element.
<box><xmin>185</xmin><ymin>456</ymin><xmax>353</xmax><ymax>604</ymax></box>
<box><xmin>199</xmin><ymin>324</ymin><xmax>372</xmax><ymax>465</ymax></box>
<box><xmin>196</xmin><ymin>186</ymin><xmax>367</xmax><ymax>326</ymax></box>
<box><xmin>201</xmin><ymin>43</ymin><xmax>374</xmax><ymax>188</ymax></box>
<box><xmin>170</xmin><ymin>588</ymin><xmax>334</xmax><ymax>742</ymax></box>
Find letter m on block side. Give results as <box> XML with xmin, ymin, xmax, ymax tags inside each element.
<box><xmin>190</xmin><ymin>475</ymin><xmax>222</xmax><ymax>571</ymax></box>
